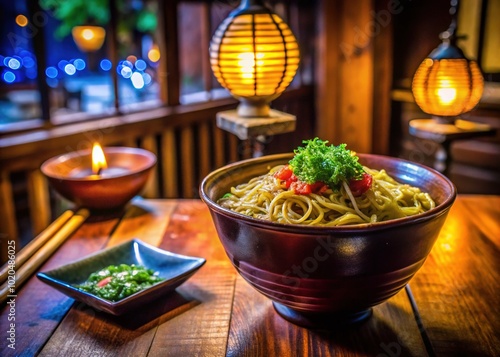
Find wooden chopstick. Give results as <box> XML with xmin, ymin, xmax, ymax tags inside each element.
<box><xmin>0</xmin><ymin>208</ymin><xmax>90</xmax><ymax>305</ymax></box>
<box><xmin>0</xmin><ymin>210</ymin><xmax>75</xmax><ymax>283</ymax></box>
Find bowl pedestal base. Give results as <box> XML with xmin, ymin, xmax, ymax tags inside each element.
<box><xmin>273</xmin><ymin>302</ymin><xmax>372</xmax><ymax>329</ymax></box>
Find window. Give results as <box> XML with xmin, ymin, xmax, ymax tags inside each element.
<box><xmin>0</xmin><ymin>0</ymin><xmax>41</xmax><ymax>126</ymax></box>
<box><xmin>0</xmin><ymin>0</ymin><xmax>314</xmax><ymax>132</ymax></box>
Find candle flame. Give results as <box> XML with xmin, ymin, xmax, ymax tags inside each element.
<box><xmin>92</xmin><ymin>143</ymin><xmax>108</xmax><ymax>174</ymax></box>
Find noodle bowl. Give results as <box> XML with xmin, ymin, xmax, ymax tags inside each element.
<box><xmin>219</xmin><ymin>164</ymin><xmax>435</xmax><ymax>226</ymax></box>
<box><xmin>200</xmin><ymin>153</ymin><xmax>456</xmax><ymax>328</ymax></box>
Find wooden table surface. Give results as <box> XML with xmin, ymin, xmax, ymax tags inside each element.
<box><xmin>1</xmin><ymin>195</ymin><xmax>499</xmax><ymax>357</ymax></box>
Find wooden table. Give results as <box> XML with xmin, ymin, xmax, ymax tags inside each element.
<box><xmin>1</xmin><ymin>195</ymin><xmax>499</xmax><ymax>356</ymax></box>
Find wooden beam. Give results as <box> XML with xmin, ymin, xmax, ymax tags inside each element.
<box><xmin>0</xmin><ymin>171</ymin><xmax>18</xmax><ymax>260</ymax></box>
<box><xmin>315</xmin><ymin>0</ymin><xmax>341</xmax><ymax>142</ymax></box>
<box><xmin>315</xmin><ymin>0</ymin><xmax>396</xmax><ymax>154</ymax></box>
<box><xmin>158</xmin><ymin>0</ymin><xmax>181</xmax><ymax>106</ymax></box>
<box><xmin>372</xmin><ymin>0</ymin><xmax>394</xmax><ymax>155</ymax></box>
<box><xmin>27</xmin><ymin>169</ymin><xmax>51</xmax><ymax>236</ymax></box>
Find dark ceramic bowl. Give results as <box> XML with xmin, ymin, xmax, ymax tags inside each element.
<box><xmin>41</xmin><ymin>147</ymin><xmax>156</xmax><ymax>210</ymax></box>
<box><xmin>200</xmin><ymin>153</ymin><xmax>456</xmax><ymax>328</ymax></box>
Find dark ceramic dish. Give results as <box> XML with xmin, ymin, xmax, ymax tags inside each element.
<box><xmin>200</xmin><ymin>153</ymin><xmax>456</xmax><ymax>328</ymax></box>
<box><xmin>37</xmin><ymin>239</ymin><xmax>206</xmax><ymax>315</ymax></box>
<box><xmin>41</xmin><ymin>147</ymin><xmax>156</xmax><ymax>210</ymax></box>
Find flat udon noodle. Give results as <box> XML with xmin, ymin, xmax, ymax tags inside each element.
<box><xmin>218</xmin><ymin>165</ymin><xmax>436</xmax><ymax>226</ymax></box>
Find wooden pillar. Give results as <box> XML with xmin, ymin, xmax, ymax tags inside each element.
<box><xmin>315</xmin><ymin>0</ymin><xmax>393</xmax><ymax>154</ymax></box>
<box><xmin>158</xmin><ymin>0</ymin><xmax>181</xmax><ymax>106</ymax></box>
<box><xmin>0</xmin><ymin>172</ymin><xmax>18</xmax><ymax>263</ymax></box>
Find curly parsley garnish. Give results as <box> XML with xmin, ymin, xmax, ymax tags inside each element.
<box><xmin>288</xmin><ymin>138</ymin><xmax>364</xmax><ymax>190</ymax></box>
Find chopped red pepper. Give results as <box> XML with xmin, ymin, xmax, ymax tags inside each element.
<box><xmin>274</xmin><ymin>165</ymin><xmax>293</xmax><ymax>180</ymax></box>
<box><xmin>97</xmin><ymin>276</ymin><xmax>113</xmax><ymax>288</ymax></box>
<box><xmin>348</xmin><ymin>173</ymin><xmax>372</xmax><ymax>196</ymax></box>
<box><xmin>275</xmin><ymin>165</ymin><xmax>328</xmax><ymax>195</ymax></box>
<box><xmin>290</xmin><ymin>181</ymin><xmax>311</xmax><ymax>195</ymax></box>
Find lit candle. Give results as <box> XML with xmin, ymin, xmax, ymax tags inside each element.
<box><xmin>92</xmin><ymin>142</ymin><xmax>107</xmax><ymax>175</ymax></box>
<box><xmin>70</xmin><ymin>143</ymin><xmax>129</xmax><ymax>179</ymax></box>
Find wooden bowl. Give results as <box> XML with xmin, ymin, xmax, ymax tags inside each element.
<box><xmin>41</xmin><ymin>147</ymin><xmax>156</xmax><ymax>210</ymax></box>
<box><xmin>200</xmin><ymin>153</ymin><xmax>456</xmax><ymax>328</ymax></box>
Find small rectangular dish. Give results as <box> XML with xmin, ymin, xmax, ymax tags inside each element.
<box><xmin>37</xmin><ymin>239</ymin><xmax>206</xmax><ymax>315</ymax></box>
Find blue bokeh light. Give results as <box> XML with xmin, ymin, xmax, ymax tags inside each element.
<box><xmin>142</xmin><ymin>72</ymin><xmax>152</xmax><ymax>85</ymax></box>
<box><xmin>131</xmin><ymin>72</ymin><xmax>145</xmax><ymax>89</ymax></box>
<box><xmin>45</xmin><ymin>66</ymin><xmax>58</xmax><ymax>78</ymax></box>
<box><xmin>120</xmin><ymin>66</ymin><xmax>132</xmax><ymax>78</ymax></box>
<box><xmin>135</xmin><ymin>59</ymin><xmax>147</xmax><ymax>71</ymax></box>
<box><xmin>100</xmin><ymin>59</ymin><xmax>112</xmax><ymax>71</ymax></box>
<box><xmin>122</xmin><ymin>60</ymin><xmax>133</xmax><ymax>69</ymax></box>
<box><xmin>58</xmin><ymin>60</ymin><xmax>69</xmax><ymax>70</ymax></box>
<box><xmin>3</xmin><ymin>71</ymin><xmax>16</xmax><ymax>83</ymax></box>
<box><xmin>22</xmin><ymin>57</ymin><xmax>35</xmax><ymax>68</ymax></box>
<box><xmin>64</xmin><ymin>64</ymin><xmax>76</xmax><ymax>75</ymax></box>
<box><xmin>73</xmin><ymin>58</ymin><xmax>86</xmax><ymax>71</ymax></box>
<box><xmin>8</xmin><ymin>58</ymin><xmax>21</xmax><ymax>70</ymax></box>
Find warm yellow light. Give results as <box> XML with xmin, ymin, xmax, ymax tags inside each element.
<box><xmin>210</xmin><ymin>5</ymin><xmax>300</xmax><ymax>117</ymax></box>
<box><xmin>15</xmin><ymin>15</ymin><xmax>28</xmax><ymax>27</ymax></box>
<box><xmin>237</xmin><ymin>52</ymin><xmax>266</xmax><ymax>83</ymax></box>
<box><xmin>82</xmin><ymin>29</ymin><xmax>95</xmax><ymax>40</ymax></box>
<box><xmin>148</xmin><ymin>45</ymin><xmax>161</xmax><ymax>62</ymax></box>
<box><xmin>92</xmin><ymin>143</ymin><xmax>108</xmax><ymax>174</ymax></box>
<box><xmin>412</xmin><ymin>58</ymin><xmax>483</xmax><ymax>117</ymax></box>
<box><xmin>72</xmin><ymin>26</ymin><xmax>106</xmax><ymax>52</ymax></box>
<box><xmin>435</xmin><ymin>79</ymin><xmax>457</xmax><ymax>105</ymax></box>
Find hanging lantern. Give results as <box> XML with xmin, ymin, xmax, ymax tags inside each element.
<box><xmin>412</xmin><ymin>35</ymin><xmax>483</xmax><ymax>118</ymax></box>
<box><xmin>210</xmin><ymin>0</ymin><xmax>300</xmax><ymax>117</ymax></box>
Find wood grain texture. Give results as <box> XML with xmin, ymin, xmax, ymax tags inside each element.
<box><xmin>338</xmin><ymin>0</ymin><xmax>373</xmax><ymax>153</ymax></box>
<box><xmin>107</xmin><ymin>198</ymin><xmax>176</xmax><ymax>248</ymax></box>
<box><xmin>26</xmin><ymin>169</ymin><xmax>51</xmax><ymax>235</ymax></box>
<box><xmin>410</xmin><ymin>195</ymin><xmax>500</xmax><ymax>357</ymax></box>
<box><xmin>227</xmin><ymin>276</ymin><xmax>427</xmax><ymax>357</ymax></box>
<box><xmin>38</xmin><ymin>200</ymin><xmax>182</xmax><ymax>357</ymax></box>
<box><xmin>0</xmin><ymin>171</ymin><xmax>18</xmax><ymax>260</ymax></box>
<box><xmin>40</xmin><ymin>200</ymin><xmax>235</xmax><ymax>357</ymax></box>
<box><xmin>213</xmin><ymin>123</ymin><xmax>225</xmax><ymax>169</ymax></box>
<box><xmin>0</xmin><ymin>210</ymin><xmax>73</xmax><ymax>283</ymax></box>
<box><xmin>161</xmin><ymin>128</ymin><xmax>178</xmax><ymax>198</ymax></box>
<box><xmin>314</xmin><ymin>0</ymin><xmax>340</xmax><ymax>142</ymax></box>
<box><xmin>371</xmin><ymin>0</ymin><xmax>393</xmax><ymax>155</ymax></box>
<box><xmin>0</xmin><ymin>209</ymin><xmax>89</xmax><ymax>304</ymax></box>
<box><xmin>1</xmin><ymin>196</ymin><xmax>498</xmax><ymax>356</ymax></box>
<box><xmin>0</xmin><ymin>213</ymin><xmax>120</xmax><ymax>356</ymax></box>
<box><xmin>148</xmin><ymin>261</ymin><xmax>235</xmax><ymax>357</ymax></box>
<box><xmin>199</xmin><ymin>121</ymin><xmax>212</xmax><ymax>181</ymax></box>
<box><xmin>141</xmin><ymin>135</ymin><xmax>160</xmax><ymax>198</ymax></box>
<box><xmin>180</xmin><ymin>126</ymin><xmax>195</xmax><ymax>198</ymax></box>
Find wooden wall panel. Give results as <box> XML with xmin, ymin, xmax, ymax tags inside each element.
<box><xmin>141</xmin><ymin>135</ymin><xmax>160</xmax><ymax>198</ymax></box>
<box><xmin>315</xmin><ymin>0</ymin><xmax>393</xmax><ymax>154</ymax></box>
<box><xmin>26</xmin><ymin>170</ymin><xmax>51</xmax><ymax>236</ymax></box>
<box><xmin>0</xmin><ymin>171</ymin><xmax>18</xmax><ymax>260</ymax></box>
<box><xmin>315</xmin><ymin>0</ymin><xmax>341</xmax><ymax>143</ymax></box>
<box><xmin>180</xmin><ymin>126</ymin><xmax>195</xmax><ymax>198</ymax></box>
<box><xmin>161</xmin><ymin>129</ymin><xmax>179</xmax><ymax>198</ymax></box>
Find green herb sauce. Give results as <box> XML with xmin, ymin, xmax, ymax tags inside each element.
<box><xmin>75</xmin><ymin>264</ymin><xmax>164</xmax><ymax>301</ymax></box>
